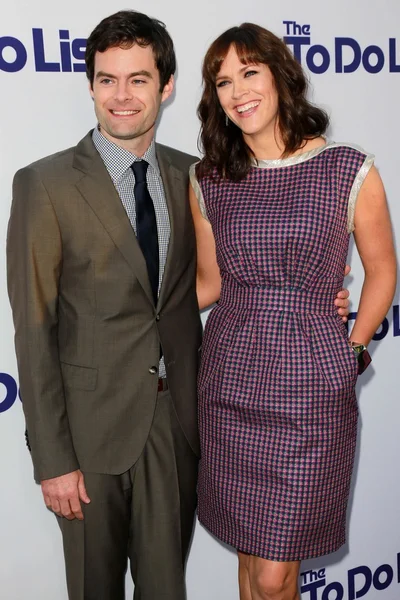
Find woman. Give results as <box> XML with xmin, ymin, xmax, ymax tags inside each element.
<box><xmin>189</xmin><ymin>23</ymin><xmax>396</xmax><ymax>600</ymax></box>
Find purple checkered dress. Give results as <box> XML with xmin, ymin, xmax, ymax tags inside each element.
<box><xmin>190</xmin><ymin>142</ymin><xmax>374</xmax><ymax>561</ymax></box>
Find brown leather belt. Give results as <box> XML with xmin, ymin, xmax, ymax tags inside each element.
<box><xmin>158</xmin><ymin>378</ymin><xmax>168</xmax><ymax>392</ymax></box>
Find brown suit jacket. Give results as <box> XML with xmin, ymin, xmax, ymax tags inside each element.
<box><xmin>7</xmin><ymin>132</ymin><xmax>202</xmax><ymax>482</ymax></box>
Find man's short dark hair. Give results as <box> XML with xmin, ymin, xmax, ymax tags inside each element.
<box><xmin>85</xmin><ymin>10</ymin><xmax>176</xmax><ymax>91</ymax></box>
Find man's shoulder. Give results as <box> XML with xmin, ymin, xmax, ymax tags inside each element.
<box><xmin>155</xmin><ymin>142</ymin><xmax>199</xmax><ymax>171</ymax></box>
<box><xmin>23</xmin><ymin>147</ymin><xmax>75</xmax><ymax>174</ymax></box>
<box><xmin>15</xmin><ymin>131</ymin><xmax>94</xmax><ymax>180</ymax></box>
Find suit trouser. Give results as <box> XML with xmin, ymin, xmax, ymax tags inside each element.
<box><xmin>57</xmin><ymin>389</ymin><xmax>199</xmax><ymax>600</ymax></box>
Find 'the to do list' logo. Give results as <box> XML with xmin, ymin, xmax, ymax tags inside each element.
<box><xmin>301</xmin><ymin>553</ymin><xmax>400</xmax><ymax>599</ymax></box>
<box><xmin>0</xmin><ymin>29</ymin><xmax>86</xmax><ymax>72</ymax></box>
<box><xmin>283</xmin><ymin>21</ymin><xmax>400</xmax><ymax>74</ymax></box>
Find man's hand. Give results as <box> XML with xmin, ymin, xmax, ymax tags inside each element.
<box><xmin>41</xmin><ymin>470</ymin><xmax>90</xmax><ymax>520</ymax></box>
<box><xmin>335</xmin><ymin>264</ymin><xmax>351</xmax><ymax>323</ymax></box>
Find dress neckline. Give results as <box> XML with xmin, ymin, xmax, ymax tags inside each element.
<box><xmin>253</xmin><ymin>140</ymin><xmax>332</xmax><ymax>169</ymax></box>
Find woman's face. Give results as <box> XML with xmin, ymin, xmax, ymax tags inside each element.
<box><xmin>215</xmin><ymin>45</ymin><xmax>279</xmax><ymax>143</ymax></box>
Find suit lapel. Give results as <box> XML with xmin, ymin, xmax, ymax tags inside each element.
<box><xmin>156</xmin><ymin>146</ymin><xmax>186</xmax><ymax>309</ymax></box>
<box><xmin>73</xmin><ymin>133</ymin><xmax>154</xmax><ymax>304</ymax></box>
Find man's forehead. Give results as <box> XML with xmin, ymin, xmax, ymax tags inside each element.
<box><xmin>94</xmin><ymin>43</ymin><xmax>157</xmax><ymax>68</ymax></box>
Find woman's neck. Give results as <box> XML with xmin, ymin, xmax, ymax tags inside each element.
<box><xmin>244</xmin><ymin>130</ymin><xmax>285</xmax><ymax>161</ymax></box>
<box><xmin>246</xmin><ymin>133</ymin><xmax>327</xmax><ymax>161</ymax></box>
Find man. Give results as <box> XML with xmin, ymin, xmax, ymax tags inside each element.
<box><xmin>7</xmin><ymin>11</ymin><xmax>201</xmax><ymax>600</ymax></box>
<box><xmin>6</xmin><ymin>9</ymin><xmax>350</xmax><ymax>600</ymax></box>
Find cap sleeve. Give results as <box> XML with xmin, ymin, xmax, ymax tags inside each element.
<box><xmin>347</xmin><ymin>152</ymin><xmax>375</xmax><ymax>233</ymax></box>
<box><xmin>189</xmin><ymin>163</ymin><xmax>209</xmax><ymax>222</ymax></box>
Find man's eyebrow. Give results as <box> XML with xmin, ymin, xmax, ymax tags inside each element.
<box><xmin>95</xmin><ymin>70</ymin><xmax>153</xmax><ymax>79</ymax></box>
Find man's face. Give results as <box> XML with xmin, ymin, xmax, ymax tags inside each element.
<box><xmin>90</xmin><ymin>44</ymin><xmax>173</xmax><ymax>154</ymax></box>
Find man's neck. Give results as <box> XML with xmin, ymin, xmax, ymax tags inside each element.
<box><xmin>99</xmin><ymin>126</ymin><xmax>154</xmax><ymax>157</ymax></box>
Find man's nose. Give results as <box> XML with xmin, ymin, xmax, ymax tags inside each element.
<box><xmin>114</xmin><ymin>82</ymin><xmax>133</xmax><ymax>102</ymax></box>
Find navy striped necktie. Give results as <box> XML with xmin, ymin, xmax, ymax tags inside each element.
<box><xmin>131</xmin><ymin>160</ymin><xmax>159</xmax><ymax>305</ymax></box>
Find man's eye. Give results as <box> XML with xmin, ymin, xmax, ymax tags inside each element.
<box><xmin>132</xmin><ymin>79</ymin><xmax>146</xmax><ymax>85</ymax></box>
<box><xmin>100</xmin><ymin>78</ymin><xmax>113</xmax><ymax>85</ymax></box>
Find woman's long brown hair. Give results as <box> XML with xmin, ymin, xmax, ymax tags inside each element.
<box><xmin>196</xmin><ymin>23</ymin><xmax>329</xmax><ymax>181</ymax></box>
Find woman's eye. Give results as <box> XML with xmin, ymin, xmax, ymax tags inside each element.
<box><xmin>216</xmin><ymin>80</ymin><xmax>229</xmax><ymax>88</ymax></box>
<box><xmin>245</xmin><ymin>70</ymin><xmax>257</xmax><ymax>77</ymax></box>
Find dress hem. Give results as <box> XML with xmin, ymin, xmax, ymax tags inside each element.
<box><xmin>198</xmin><ymin>517</ymin><xmax>346</xmax><ymax>562</ymax></box>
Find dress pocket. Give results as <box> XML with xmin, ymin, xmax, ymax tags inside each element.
<box><xmin>332</xmin><ymin>317</ymin><xmax>359</xmax><ymax>379</ymax></box>
<box><xmin>198</xmin><ymin>306</ymin><xmax>241</xmax><ymax>393</ymax></box>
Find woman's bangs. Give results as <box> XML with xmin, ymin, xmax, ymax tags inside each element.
<box><xmin>204</xmin><ymin>27</ymin><xmax>267</xmax><ymax>82</ymax></box>
<box><xmin>233</xmin><ymin>39</ymin><xmax>264</xmax><ymax>67</ymax></box>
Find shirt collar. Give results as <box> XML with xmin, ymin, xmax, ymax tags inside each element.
<box><xmin>92</xmin><ymin>125</ymin><xmax>160</xmax><ymax>182</ymax></box>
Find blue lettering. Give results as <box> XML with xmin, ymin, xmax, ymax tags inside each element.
<box><xmin>32</xmin><ymin>28</ymin><xmax>60</xmax><ymax>72</ymax></box>
<box><xmin>59</xmin><ymin>30</ymin><xmax>72</xmax><ymax>72</ymax></box>
<box><xmin>346</xmin><ymin>312</ymin><xmax>357</xmax><ymax>331</ymax></box>
<box><xmin>335</xmin><ymin>37</ymin><xmax>361</xmax><ymax>73</ymax></box>
<box><xmin>283</xmin><ymin>21</ymin><xmax>311</xmax><ymax>36</ymax></box>
<box><xmin>322</xmin><ymin>582</ymin><xmax>344</xmax><ymax>600</ymax></box>
<box><xmin>0</xmin><ymin>373</ymin><xmax>18</xmax><ymax>413</ymax></box>
<box><xmin>389</xmin><ymin>38</ymin><xmax>400</xmax><ymax>72</ymax></box>
<box><xmin>373</xmin><ymin>564</ymin><xmax>393</xmax><ymax>590</ymax></box>
<box><xmin>71</xmin><ymin>38</ymin><xmax>86</xmax><ymax>72</ymax></box>
<box><xmin>306</xmin><ymin>44</ymin><xmax>330</xmax><ymax>74</ymax></box>
<box><xmin>284</xmin><ymin>36</ymin><xmax>311</xmax><ymax>63</ymax></box>
<box><xmin>300</xmin><ymin>578</ymin><xmax>325</xmax><ymax>599</ymax></box>
<box><xmin>0</xmin><ymin>36</ymin><xmax>27</xmax><ymax>72</ymax></box>
<box><xmin>347</xmin><ymin>310</ymin><xmax>394</xmax><ymax>340</ymax></box>
<box><xmin>301</xmin><ymin>555</ymin><xmax>400</xmax><ymax>600</ymax></box>
<box><xmin>362</xmin><ymin>45</ymin><xmax>385</xmax><ymax>74</ymax></box>
<box><xmin>0</xmin><ymin>30</ymin><xmax>86</xmax><ymax>73</ymax></box>
<box><xmin>393</xmin><ymin>305</ymin><xmax>400</xmax><ymax>336</ymax></box>
<box><xmin>348</xmin><ymin>565</ymin><xmax>372</xmax><ymax>600</ymax></box>
<box><xmin>283</xmin><ymin>22</ymin><xmax>400</xmax><ymax>75</ymax></box>
<box><xmin>373</xmin><ymin>318</ymin><xmax>389</xmax><ymax>341</ymax></box>
<box><xmin>282</xmin><ymin>21</ymin><xmax>293</xmax><ymax>36</ymax></box>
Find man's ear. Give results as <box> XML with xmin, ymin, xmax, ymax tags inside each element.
<box><xmin>88</xmin><ymin>80</ymin><xmax>94</xmax><ymax>100</ymax></box>
<box><xmin>161</xmin><ymin>75</ymin><xmax>174</xmax><ymax>103</ymax></box>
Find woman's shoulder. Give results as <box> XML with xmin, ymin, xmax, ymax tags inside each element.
<box><xmin>300</xmin><ymin>137</ymin><xmax>374</xmax><ymax>160</ymax></box>
<box><xmin>321</xmin><ymin>140</ymin><xmax>374</xmax><ymax>160</ymax></box>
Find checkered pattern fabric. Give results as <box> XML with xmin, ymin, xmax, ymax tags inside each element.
<box><xmin>93</xmin><ymin>126</ymin><xmax>169</xmax><ymax>377</ymax></box>
<box><xmin>194</xmin><ymin>143</ymin><xmax>373</xmax><ymax>561</ymax></box>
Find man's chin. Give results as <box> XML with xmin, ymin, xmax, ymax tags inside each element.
<box><xmin>100</xmin><ymin>124</ymin><xmax>155</xmax><ymax>144</ymax></box>
<box><xmin>108</xmin><ymin>130</ymin><xmax>140</xmax><ymax>141</ymax></box>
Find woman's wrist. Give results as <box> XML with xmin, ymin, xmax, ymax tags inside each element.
<box><xmin>348</xmin><ymin>341</ymin><xmax>372</xmax><ymax>374</ymax></box>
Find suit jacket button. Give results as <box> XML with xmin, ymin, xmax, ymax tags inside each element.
<box><xmin>156</xmin><ymin>314</ymin><xmax>160</xmax><ymax>321</ymax></box>
<box><xmin>148</xmin><ymin>366</ymin><xmax>158</xmax><ymax>374</ymax></box>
